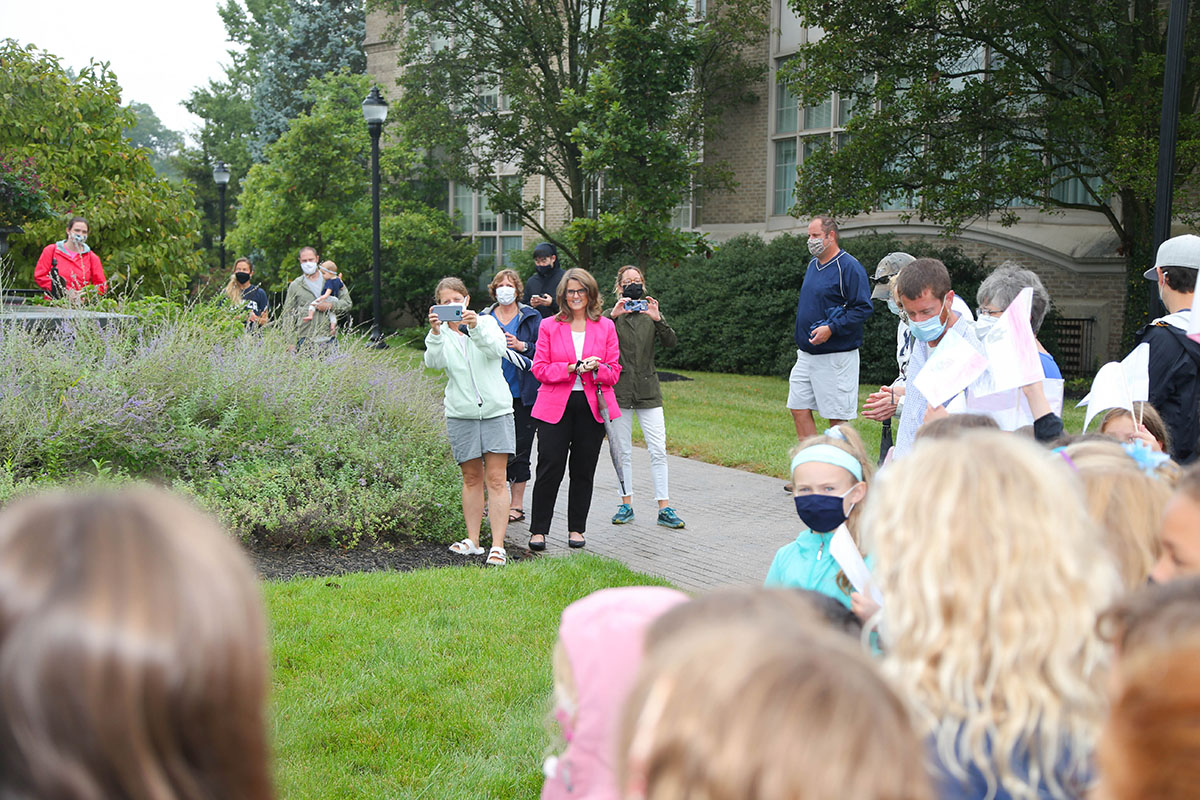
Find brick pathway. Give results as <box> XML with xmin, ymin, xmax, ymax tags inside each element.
<box><xmin>519</xmin><ymin>443</ymin><xmax>797</xmax><ymax>592</ymax></box>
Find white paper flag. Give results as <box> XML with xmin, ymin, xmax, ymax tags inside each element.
<box><xmin>1077</xmin><ymin>344</ymin><xmax>1150</xmax><ymax>431</ymax></box>
<box><xmin>829</xmin><ymin>525</ymin><xmax>883</xmax><ymax>606</ymax></box>
<box><xmin>912</xmin><ymin>329</ymin><xmax>989</xmax><ymax>408</ymax></box>
<box><xmin>982</xmin><ymin>288</ymin><xmax>1043</xmax><ymax>393</ymax></box>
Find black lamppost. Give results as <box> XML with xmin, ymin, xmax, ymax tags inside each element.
<box><xmin>212</xmin><ymin>160</ymin><xmax>231</xmax><ymax>270</ymax></box>
<box><xmin>362</xmin><ymin>87</ymin><xmax>389</xmax><ymax>347</ymax></box>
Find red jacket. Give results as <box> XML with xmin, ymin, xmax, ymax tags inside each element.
<box><xmin>531</xmin><ymin>316</ymin><xmax>622</xmax><ymax>424</ymax></box>
<box><xmin>35</xmin><ymin>242</ymin><xmax>107</xmax><ymax>296</ymax></box>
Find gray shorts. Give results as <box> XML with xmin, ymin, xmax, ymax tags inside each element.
<box><xmin>447</xmin><ymin>414</ymin><xmax>517</xmax><ymax>464</ymax></box>
<box><xmin>786</xmin><ymin>348</ymin><xmax>859</xmax><ymax>420</ymax></box>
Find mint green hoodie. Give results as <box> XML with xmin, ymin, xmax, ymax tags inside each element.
<box><xmin>424</xmin><ymin>315</ymin><xmax>514</xmax><ymax>420</ymax></box>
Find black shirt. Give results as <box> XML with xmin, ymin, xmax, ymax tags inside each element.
<box><xmin>523</xmin><ymin>266</ymin><xmax>565</xmax><ymax>318</ymax></box>
<box><xmin>241</xmin><ymin>284</ymin><xmax>270</xmax><ymax>327</ymax></box>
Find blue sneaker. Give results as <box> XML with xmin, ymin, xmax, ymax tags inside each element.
<box><xmin>657</xmin><ymin>507</ymin><xmax>685</xmax><ymax>529</ymax></box>
<box><xmin>611</xmin><ymin>503</ymin><xmax>635</xmax><ymax>524</ymax></box>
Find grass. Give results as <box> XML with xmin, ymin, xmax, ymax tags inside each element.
<box><xmin>266</xmin><ymin>554</ymin><xmax>670</xmax><ymax>799</ymax></box>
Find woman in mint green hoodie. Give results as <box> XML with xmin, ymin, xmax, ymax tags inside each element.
<box><xmin>425</xmin><ymin>277</ymin><xmax>516</xmax><ymax>566</ymax></box>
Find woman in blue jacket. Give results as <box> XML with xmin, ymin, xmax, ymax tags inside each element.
<box><xmin>425</xmin><ymin>276</ymin><xmax>515</xmax><ymax>566</ymax></box>
<box><xmin>482</xmin><ymin>269</ymin><xmax>541</xmax><ymax>525</ymax></box>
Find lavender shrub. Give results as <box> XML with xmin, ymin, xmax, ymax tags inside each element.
<box><xmin>0</xmin><ymin>301</ymin><xmax>462</xmax><ymax>546</ymax></box>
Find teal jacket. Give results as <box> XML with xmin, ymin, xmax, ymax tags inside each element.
<box><xmin>764</xmin><ymin>529</ymin><xmax>873</xmax><ymax>610</ymax></box>
<box><xmin>424</xmin><ymin>315</ymin><xmax>514</xmax><ymax>420</ymax></box>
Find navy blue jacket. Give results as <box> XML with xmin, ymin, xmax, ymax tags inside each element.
<box><xmin>483</xmin><ymin>302</ymin><xmax>542</xmax><ymax>406</ymax></box>
<box><xmin>793</xmin><ymin>249</ymin><xmax>873</xmax><ymax>354</ymax></box>
<box><xmin>1137</xmin><ymin>317</ymin><xmax>1200</xmax><ymax>464</ymax></box>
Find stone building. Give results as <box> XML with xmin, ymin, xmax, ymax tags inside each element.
<box><xmin>365</xmin><ymin>1</ymin><xmax>1158</xmax><ymax>367</ymax></box>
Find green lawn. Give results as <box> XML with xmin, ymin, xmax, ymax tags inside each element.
<box><xmin>267</xmin><ymin>554</ymin><xmax>669</xmax><ymax>799</ymax></box>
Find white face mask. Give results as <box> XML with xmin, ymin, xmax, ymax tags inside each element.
<box><xmin>495</xmin><ymin>286</ymin><xmax>517</xmax><ymax>305</ymax></box>
<box><xmin>807</xmin><ymin>237</ymin><xmax>825</xmax><ymax>257</ymax></box>
<box><xmin>975</xmin><ymin>315</ymin><xmax>998</xmax><ymax>337</ymax></box>
<box><xmin>300</xmin><ymin>261</ymin><xmax>319</xmax><ymax>275</ymax></box>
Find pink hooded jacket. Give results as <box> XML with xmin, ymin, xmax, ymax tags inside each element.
<box><xmin>542</xmin><ymin>586</ymin><xmax>688</xmax><ymax>800</ymax></box>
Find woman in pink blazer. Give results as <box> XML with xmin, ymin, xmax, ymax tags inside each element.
<box><xmin>529</xmin><ymin>268</ymin><xmax>622</xmax><ymax>551</ymax></box>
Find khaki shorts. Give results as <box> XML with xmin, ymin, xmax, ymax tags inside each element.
<box><xmin>786</xmin><ymin>349</ymin><xmax>859</xmax><ymax>421</ymax></box>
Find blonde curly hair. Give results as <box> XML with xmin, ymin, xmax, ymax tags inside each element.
<box><xmin>863</xmin><ymin>431</ymin><xmax>1119</xmax><ymax>800</ymax></box>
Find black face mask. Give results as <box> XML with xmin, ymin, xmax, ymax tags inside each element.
<box><xmin>234</xmin><ymin>272</ymin><xmax>251</xmax><ymax>284</ymax></box>
<box><xmin>622</xmin><ymin>283</ymin><xmax>644</xmax><ymax>300</ymax></box>
<box><xmin>536</xmin><ymin>260</ymin><xmax>555</xmax><ymax>276</ymax></box>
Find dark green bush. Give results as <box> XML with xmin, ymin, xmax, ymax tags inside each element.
<box><xmin>648</xmin><ymin>232</ymin><xmax>989</xmax><ymax>385</ymax></box>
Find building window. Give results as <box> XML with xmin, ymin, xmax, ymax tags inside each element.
<box><xmin>451</xmin><ymin>178</ymin><xmax>525</xmax><ymax>289</ymax></box>
<box><xmin>770</xmin><ymin>57</ymin><xmax>852</xmax><ymax>216</ymax></box>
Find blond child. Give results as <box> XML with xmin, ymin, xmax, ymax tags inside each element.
<box><xmin>303</xmin><ymin>260</ymin><xmax>345</xmax><ymax>333</ymax></box>
<box><xmin>1152</xmin><ymin>462</ymin><xmax>1200</xmax><ymax>582</ymax></box>
<box><xmin>616</xmin><ymin>621</ymin><xmax>933</xmax><ymax>800</ymax></box>
<box><xmin>765</xmin><ymin>425</ymin><xmax>873</xmax><ymax>611</ymax></box>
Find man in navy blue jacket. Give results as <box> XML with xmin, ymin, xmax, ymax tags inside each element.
<box><xmin>787</xmin><ymin>215</ymin><xmax>873</xmax><ymax>442</ymax></box>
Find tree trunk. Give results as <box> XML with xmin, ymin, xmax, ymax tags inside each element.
<box><xmin>1120</xmin><ymin>190</ymin><xmax>1156</xmax><ymax>349</ymax></box>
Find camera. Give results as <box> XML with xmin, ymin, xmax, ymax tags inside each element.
<box><xmin>625</xmin><ymin>299</ymin><xmax>648</xmax><ymax>313</ymax></box>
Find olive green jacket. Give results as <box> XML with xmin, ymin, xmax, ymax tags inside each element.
<box><xmin>282</xmin><ymin>275</ymin><xmax>352</xmax><ymax>343</ymax></box>
<box><xmin>610</xmin><ymin>310</ymin><xmax>677</xmax><ymax>408</ymax></box>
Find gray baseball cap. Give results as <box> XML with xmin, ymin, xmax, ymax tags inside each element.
<box><xmin>871</xmin><ymin>252</ymin><xmax>916</xmax><ymax>301</ymax></box>
<box><xmin>1143</xmin><ymin>234</ymin><xmax>1200</xmax><ymax>279</ymax></box>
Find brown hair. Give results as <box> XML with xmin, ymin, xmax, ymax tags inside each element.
<box><xmin>1100</xmin><ymin>402</ymin><xmax>1172</xmax><ymax>454</ymax></box>
<box><xmin>488</xmin><ymin>268</ymin><xmax>524</xmax><ymax>301</ymax></box>
<box><xmin>1098</xmin><ymin>637</ymin><xmax>1200</xmax><ymax>799</ymax></box>
<box><xmin>434</xmin><ymin>276</ymin><xmax>470</xmax><ymax>303</ymax></box>
<box><xmin>298</xmin><ymin>246</ymin><xmax>318</xmax><ymax>260</ymax></box>
<box><xmin>895</xmin><ymin>257</ymin><xmax>952</xmax><ymax>302</ymax></box>
<box><xmin>618</xmin><ymin>623</ymin><xmax>932</xmax><ymax>800</ymax></box>
<box><xmin>1178</xmin><ymin>463</ymin><xmax>1200</xmax><ymax>504</ymax></box>
<box><xmin>613</xmin><ymin>265</ymin><xmax>647</xmax><ymax>296</ymax></box>
<box><xmin>811</xmin><ymin>214</ymin><xmax>839</xmax><ymax>236</ymax></box>
<box><xmin>555</xmin><ymin>267</ymin><xmax>604</xmax><ymax>322</ymax></box>
<box><xmin>66</xmin><ymin>215</ymin><xmax>89</xmax><ymax>232</ymax></box>
<box><xmin>1064</xmin><ymin>438</ymin><xmax>1173</xmax><ymax>589</ymax></box>
<box><xmin>0</xmin><ymin>487</ymin><xmax>273</xmax><ymax>800</ymax></box>
<box><xmin>223</xmin><ymin>256</ymin><xmax>254</xmax><ymax>306</ymax></box>
<box><xmin>1097</xmin><ymin>576</ymin><xmax>1200</xmax><ymax>655</ymax></box>
<box><xmin>915</xmin><ymin>413</ymin><xmax>1000</xmax><ymax>442</ymax></box>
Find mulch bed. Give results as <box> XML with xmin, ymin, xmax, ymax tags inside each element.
<box><xmin>245</xmin><ymin>536</ymin><xmax>535</xmax><ymax>581</ymax></box>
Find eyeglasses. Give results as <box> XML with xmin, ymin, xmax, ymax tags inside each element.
<box><xmin>977</xmin><ymin>306</ymin><xmax>1003</xmax><ymax>317</ymax></box>
<box><xmin>565</xmin><ymin>288</ymin><xmax>589</xmax><ymax>297</ymax></box>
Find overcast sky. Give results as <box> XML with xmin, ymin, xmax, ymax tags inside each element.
<box><xmin>3</xmin><ymin>0</ymin><xmax>235</xmax><ymax>139</ymax></box>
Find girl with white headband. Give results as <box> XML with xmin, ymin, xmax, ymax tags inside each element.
<box><xmin>764</xmin><ymin>425</ymin><xmax>874</xmax><ymax>609</ymax></box>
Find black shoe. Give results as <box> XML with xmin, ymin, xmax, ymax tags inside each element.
<box><xmin>528</xmin><ymin>533</ymin><xmax>547</xmax><ymax>552</ymax></box>
<box><xmin>568</xmin><ymin>534</ymin><xmax>586</xmax><ymax>549</ymax></box>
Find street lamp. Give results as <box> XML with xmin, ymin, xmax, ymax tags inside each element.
<box><xmin>212</xmin><ymin>160</ymin><xmax>231</xmax><ymax>271</ymax></box>
<box><xmin>362</xmin><ymin>86</ymin><xmax>389</xmax><ymax>348</ymax></box>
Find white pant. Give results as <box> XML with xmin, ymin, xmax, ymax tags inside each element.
<box><xmin>612</xmin><ymin>406</ymin><xmax>669</xmax><ymax>501</ymax></box>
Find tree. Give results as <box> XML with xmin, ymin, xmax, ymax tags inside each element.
<box><xmin>124</xmin><ymin>102</ymin><xmax>184</xmax><ymax>181</ymax></box>
<box><xmin>783</xmin><ymin>0</ymin><xmax>1200</xmax><ymax>340</ymax></box>
<box><xmin>0</xmin><ymin>40</ymin><xmax>204</xmax><ymax>294</ymax></box>
<box><xmin>377</xmin><ymin>0</ymin><xmax>768</xmax><ymax>270</ymax></box>
<box><xmin>227</xmin><ymin>71</ymin><xmax>476</xmax><ymax>322</ymax></box>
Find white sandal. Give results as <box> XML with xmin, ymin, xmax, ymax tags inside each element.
<box><xmin>448</xmin><ymin>539</ymin><xmax>484</xmax><ymax>556</ymax></box>
<box><xmin>486</xmin><ymin>546</ymin><xmax>507</xmax><ymax>566</ymax></box>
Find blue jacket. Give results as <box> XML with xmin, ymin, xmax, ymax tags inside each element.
<box><xmin>764</xmin><ymin>529</ymin><xmax>863</xmax><ymax>609</ymax></box>
<box><xmin>793</xmin><ymin>249</ymin><xmax>874</xmax><ymax>354</ymax></box>
<box><xmin>482</xmin><ymin>302</ymin><xmax>542</xmax><ymax>406</ymax></box>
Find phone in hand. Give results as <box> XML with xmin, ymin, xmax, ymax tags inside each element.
<box><xmin>432</xmin><ymin>304</ymin><xmax>464</xmax><ymax>322</ymax></box>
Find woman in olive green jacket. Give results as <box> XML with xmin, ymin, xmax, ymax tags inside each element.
<box><xmin>607</xmin><ymin>266</ymin><xmax>685</xmax><ymax>530</ymax></box>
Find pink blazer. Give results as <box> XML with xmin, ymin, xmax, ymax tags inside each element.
<box><xmin>531</xmin><ymin>316</ymin><xmax>622</xmax><ymax>424</ymax></box>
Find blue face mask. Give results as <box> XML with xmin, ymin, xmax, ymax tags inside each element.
<box><xmin>907</xmin><ymin>298</ymin><xmax>948</xmax><ymax>342</ymax></box>
<box><xmin>794</xmin><ymin>491</ymin><xmax>853</xmax><ymax>533</ymax></box>
<box><xmin>887</xmin><ymin>296</ymin><xmax>901</xmax><ymax>316</ymax></box>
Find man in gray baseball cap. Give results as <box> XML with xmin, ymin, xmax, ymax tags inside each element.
<box><xmin>1134</xmin><ymin>233</ymin><xmax>1200</xmax><ymax>463</ymax></box>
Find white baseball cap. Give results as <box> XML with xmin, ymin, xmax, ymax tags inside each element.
<box><xmin>1143</xmin><ymin>233</ymin><xmax>1200</xmax><ymax>279</ymax></box>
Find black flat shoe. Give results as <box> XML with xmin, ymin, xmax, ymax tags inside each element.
<box><xmin>568</xmin><ymin>534</ymin><xmax>586</xmax><ymax>549</ymax></box>
<box><xmin>528</xmin><ymin>533</ymin><xmax>547</xmax><ymax>552</ymax></box>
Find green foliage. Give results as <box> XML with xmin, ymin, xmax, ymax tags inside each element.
<box><xmin>0</xmin><ymin>302</ymin><xmax>462</xmax><ymax>545</ymax></box>
<box><xmin>381</xmin><ymin>0</ymin><xmax>768</xmax><ymax>270</ymax></box>
<box><xmin>123</xmin><ymin>102</ymin><xmax>184</xmax><ymax>182</ymax></box>
<box><xmin>650</xmin><ymin>232</ymin><xmax>987</xmax><ymax>383</ymax></box>
<box><xmin>0</xmin><ymin>153</ymin><xmax>55</xmax><ymax>228</ymax></box>
<box><xmin>782</xmin><ymin>0</ymin><xmax>1200</xmax><ymax>342</ymax></box>
<box><xmin>0</xmin><ymin>40</ymin><xmax>205</xmax><ymax>294</ymax></box>
<box><xmin>227</xmin><ymin>71</ymin><xmax>476</xmax><ymax>321</ymax></box>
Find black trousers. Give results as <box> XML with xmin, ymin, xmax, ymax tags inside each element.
<box><xmin>507</xmin><ymin>398</ymin><xmax>536</xmax><ymax>484</ymax></box>
<box><xmin>529</xmin><ymin>391</ymin><xmax>607</xmax><ymax>535</ymax></box>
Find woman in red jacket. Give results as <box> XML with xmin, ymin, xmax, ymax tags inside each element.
<box><xmin>528</xmin><ymin>268</ymin><xmax>622</xmax><ymax>551</ymax></box>
<box><xmin>34</xmin><ymin>216</ymin><xmax>107</xmax><ymax>298</ymax></box>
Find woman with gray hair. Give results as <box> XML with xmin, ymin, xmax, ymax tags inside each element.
<box><xmin>975</xmin><ymin>261</ymin><xmax>1062</xmax><ymax>380</ymax></box>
